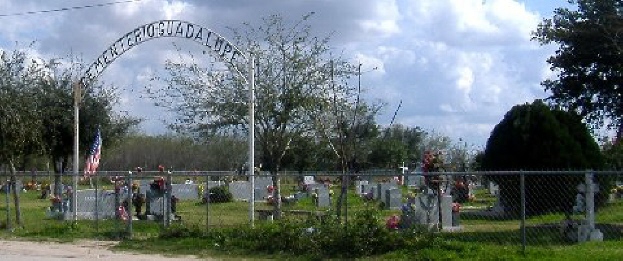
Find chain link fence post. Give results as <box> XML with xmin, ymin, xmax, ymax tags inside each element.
<box><xmin>205</xmin><ymin>173</ymin><xmax>210</xmax><ymax>234</ymax></box>
<box><xmin>127</xmin><ymin>171</ymin><xmax>133</xmax><ymax>238</ymax></box>
<box><xmin>5</xmin><ymin>179</ymin><xmax>10</xmax><ymax>232</ymax></box>
<box><xmin>520</xmin><ymin>171</ymin><xmax>526</xmax><ymax>255</ymax></box>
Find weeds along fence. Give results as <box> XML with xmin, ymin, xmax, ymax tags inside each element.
<box><xmin>0</xmin><ymin>169</ymin><xmax>622</xmax><ymax>251</ymax></box>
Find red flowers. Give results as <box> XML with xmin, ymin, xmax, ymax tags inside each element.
<box><xmin>452</xmin><ymin>202</ymin><xmax>461</xmax><ymax>213</ymax></box>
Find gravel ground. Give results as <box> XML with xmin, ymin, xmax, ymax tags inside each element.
<box><xmin>0</xmin><ymin>240</ymin><xmax>209</xmax><ymax>261</ymax></box>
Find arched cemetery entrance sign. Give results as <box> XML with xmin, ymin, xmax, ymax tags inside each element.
<box><xmin>81</xmin><ymin>20</ymin><xmax>246</xmax><ymax>84</ymax></box>
<box><xmin>72</xmin><ymin>19</ymin><xmax>256</xmax><ymax>224</ymax></box>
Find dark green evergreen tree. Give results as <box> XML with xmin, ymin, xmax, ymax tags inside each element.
<box><xmin>482</xmin><ymin>100</ymin><xmax>604</xmax><ymax>216</ymax></box>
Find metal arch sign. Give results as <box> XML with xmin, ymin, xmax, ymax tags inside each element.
<box><xmin>73</xmin><ymin>20</ymin><xmax>257</xmax><ymax>225</ymax></box>
<box><xmin>82</xmin><ymin>19</ymin><xmax>246</xmax><ymax>85</ymax></box>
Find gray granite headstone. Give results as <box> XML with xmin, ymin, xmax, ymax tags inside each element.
<box><xmin>315</xmin><ymin>186</ymin><xmax>331</xmax><ymax>207</ymax></box>
<box><xmin>149</xmin><ymin>196</ymin><xmax>165</xmax><ymax>216</ymax></box>
<box><xmin>293</xmin><ymin>191</ymin><xmax>307</xmax><ymax>200</ymax></box>
<box><xmin>412</xmin><ymin>194</ymin><xmax>438</xmax><ymax>225</ymax></box>
<box><xmin>440</xmin><ymin>194</ymin><xmax>453</xmax><ymax>229</ymax></box>
<box><xmin>253</xmin><ymin>188</ymin><xmax>264</xmax><ymax>201</ymax></box>
<box><xmin>306</xmin><ymin>183</ymin><xmax>326</xmax><ymax>196</ymax></box>
<box><xmin>229</xmin><ymin>181</ymin><xmax>251</xmax><ymax>200</ymax></box>
<box><xmin>228</xmin><ymin>177</ymin><xmax>273</xmax><ymax>201</ymax></box>
<box><xmin>72</xmin><ymin>189</ymin><xmax>118</xmax><ymax>219</ymax></box>
<box><xmin>410</xmin><ymin>194</ymin><xmax>453</xmax><ymax>230</ymax></box>
<box><xmin>385</xmin><ymin>188</ymin><xmax>402</xmax><ymax>210</ymax></box>
<box><xmin>376</xmin><ymin>183</ymin><xmax>397</xmax><ymax>200</ymax></box>
<box><xmin>171</xmin><ymin>184</ymin><xmax>198</xmax><ymax>200</ymax></box>
<box><xmin>405</xmin><ymin>175</ymin><xmax>425</xmax><ymax>188</ymax></box>
<box><xmin>206</xmin><ymin>181</ymin><xmax>224</xmax><ymax>189</ymax></box>
<box><xmin>1</xmin><ymin>180</ymin><xmax>23</xmax><ymax>193</ymax></box>
<box><xmin>362</xmin><ymin>183</ymin><xmax>376</xmax><ymax>198</ymax></box>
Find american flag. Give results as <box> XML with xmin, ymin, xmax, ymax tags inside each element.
<box><xmin>84</xmin><ymin>128</ymin><xmax>102</xmax><ymax>176</ymax></box>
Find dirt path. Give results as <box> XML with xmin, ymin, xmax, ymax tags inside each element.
<box><xmin>0</xmin><ymin>240</ymin><xmax>209</xmax><ymax>260</ymax></box>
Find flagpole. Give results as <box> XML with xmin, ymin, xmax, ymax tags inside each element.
<box><xmin>248</xmin><ymin>55</ymin><xmax>255</xmax><ymax>226</ymax></box>
<box><xmin>73</xmin><ymin>81</ymin><xmax>80</xmax><ymax>223</ymax></box>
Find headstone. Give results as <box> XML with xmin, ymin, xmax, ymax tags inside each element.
<box><xmin>293</xmin><ymin>191</ymin><xmax>307</xmax><ymax>200</ymax></box>
<box><xmin>139</xmin><ymin>184</ymin><xmax>150</xmax><ymax>195</ymax></box>
<box><xmin>488</xmin><ymin>182</ymin><xmax>499</xmax><ymax>196</ymax></box>
<box><xmin>229</xmin><ymin>181</ymin><xmax>251</xmax><ymax>200</ymax></box>
<box><xmin>303</xmin><ymin>176</ymin><xmax>315</xmax><ymax>185</ymax></box>
<box><xmin>405</xmin><ymin>174</ymin><xmax>425</xmax><ymax>188</ymax></box>
<box><xmin>149</xmin><ymin>195</ymin><xmax>165</xmax><ymax>216</ymax></box>
<box><xmin>491</xmin><ymin>197</ymin><xmax>505</xmax><ymax>214</ymax></box>
<box><xmin>362</xmin><ymin>183</ymin><xmax>376</xmax><ymax>199</ymax></box>
<box><xmin>408</xmin><ymin>193</ymin><xmax>454</xmax><ymax>230</ymax></box>
<box><xmin>254</xmin><ymin>187</ymin><xmax>264</xmax><ymax>201</ymax></box>
<box><xmin>228</xmin><ymin>177</ymin><xmax>273</xmax><ymax>201</ymax></box>
<box><xmin>206</xmin><ymin>181</ymin><xmax>224</xmax><ymax>189</ymax></box>
<box><xmin>376</xmin><ymin>183</ymin><xmax>397</xmax><ymax>200</ymax></box>
<box><xmin>170</xmin><ymin>184</ymin><xmax>198</xmax><ymax>200</ymax></box>
<box><xmin>440</xmin><ymin>194</ymin><xmax>453</xmax><ymax>229</ymax></box>
<box><xmin>467</xmin><ymin>181</ymin><xmax>475</xmax><ymax>199</ymax></box>
<box><xmin>1</xmin><ymin>180</ymin><xmax>23</xmax><ymax>193</ymax></box>
<box><xmin>256</xmin><ymin>177</ymin><xmax>273</xmax><ymax>190</ymax></box>
<box><xmin>412</xmin><ymin>193</ymin><xmax>439</xmax><ymax>226</ymax></box>
<box><xmin>72</xmin><ymin>189</ymin><xmax>118</xmax><ymax>219</ymax></box>
<box><xmin>306</xmin><ymin>183</ymin><xmax>325</xmax><ymax>196</ymax></box>
<box><xmin>354</xmin><ymin>180</ymin><xmax>368</xmax><ymax>195</ymax></box>
<box><xmin>315</xmin><ymin>186</ymin><xmax>331</xmax><ymax>207</ymax></box>
<box><xmin>384</xmin><ymin>188</ymin><xmax>402</xmax><ymax>210</ymax></box>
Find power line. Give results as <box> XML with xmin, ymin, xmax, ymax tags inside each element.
<box><xmin>0</xmin><ymin>0</ymin><xmax>144</xmax><ymax>17</ymax></box>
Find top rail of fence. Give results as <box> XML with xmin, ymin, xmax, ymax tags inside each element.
<box><xmin>2</xmin><ymin>169</ymin><xmax>622</xmax><ymax>178</ymax></box>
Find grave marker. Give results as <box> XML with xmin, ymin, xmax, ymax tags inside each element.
<box><xmin>384</xmin><ymin>188</ymin><xmax>402</xmax><ymax>210</ymax></box>
<box><xmin>315</xmin><ymin>186</ymin><xmax>331</xmax><ymax>207</ymax></box>
<box><xmin>354</xmin><ymin>180</ymin><xmax>368</xmax><ymax>195</ymax></box>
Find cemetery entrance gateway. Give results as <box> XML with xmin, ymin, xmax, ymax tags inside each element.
<box><xmin>72</xmin><ymin>19</ymin><xmax>257</xmax><ymax>224</ymax></box>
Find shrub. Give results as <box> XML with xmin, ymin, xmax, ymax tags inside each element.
<box><xmin>482</xmin><ymin>100</ymin><xmax>605</xmax><ymax>216</ymax></box>
<box><xmin>201</xmin><ymin>208</ymin><xmax>433</xmax><ymax>259</ymax></box>
<box><xmin>206</xmin><ymin>186</ymin><xmax>232</xmax><ymax>203</ymax></box>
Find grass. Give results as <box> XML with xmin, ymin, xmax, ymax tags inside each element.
<box><xmin>0</xmin><ymin>180</ymin><xmax>622</xmax><ymax>260</ymax></box>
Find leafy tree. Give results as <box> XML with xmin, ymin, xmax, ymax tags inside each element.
<box><xmin>36</xmin><ymin>58</ymin><xmax>139</xmax><ymax>195</ymax></box>
<box><xmin>318</xmin><ymin>101</ymin><xmax>380</xmax><ymax>219</ymax></box>
<box><xmin>153</xmin><ymin>14</ymin><xmax>363</xmax><ymax>218</ymax></box>
<box><xmin>369</xmin><ymin>124</ymin><xmax>426</xmax><ymax>170</ymax></box>
<box><xmin>0</xmin><ymin>49</ymin><xmax>138</xmax><ymax>226</ymax></box>
<box><xmin>533</xmin><ymin>0</ymin><xmax>623</xmax><ymax>135</ymax></box>
<box><xmin>482</xmin><ymin>100</ymin><xmax>604</xmax><ymax>216</ymax></box>
<box><xmin>280</xmin><ymin>135</ymin><xmax>320</xmax><ymax>172</ymax></box>
<box><xmin>0</xmin><ymin>49</ymin><xmax>43</xmax><ymax>227</ymax></box>
<box><xmin>104</xmin><ymin>134</ymin><xmax>246</xmax><ymax>171</ymax></box>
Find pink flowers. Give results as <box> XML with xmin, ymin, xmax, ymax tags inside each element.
<box><xmin>386</xmin><ymin>215</ymin><xmax>400</xmax><ymax>230</ymax></box>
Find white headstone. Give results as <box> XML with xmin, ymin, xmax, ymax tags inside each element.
<box><xmin>303</xmin><ymin>176</ymin><xmax>315</xmax><ymax>185</ymax></box>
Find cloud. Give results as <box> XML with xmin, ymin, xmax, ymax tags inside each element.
<box><xmin>0</xmin><ymin>0</ymin><xmax>559</xmax><ymax>147</ymax></box>
<box><xmin>352</xmin><ymin>0</ymin><xmax>551</xmax><ymax>146</ymax></box>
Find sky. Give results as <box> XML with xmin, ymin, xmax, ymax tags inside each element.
<box><xmin>0</xmin><ymin>0</ymin><xmax>579</xmax><ymax>148</ymax></box>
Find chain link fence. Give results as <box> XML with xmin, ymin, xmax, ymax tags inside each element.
<box><xmin>1</xmin><ymin>170</ymin><xmax>621</xmax><ymax>251</ymax></box>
